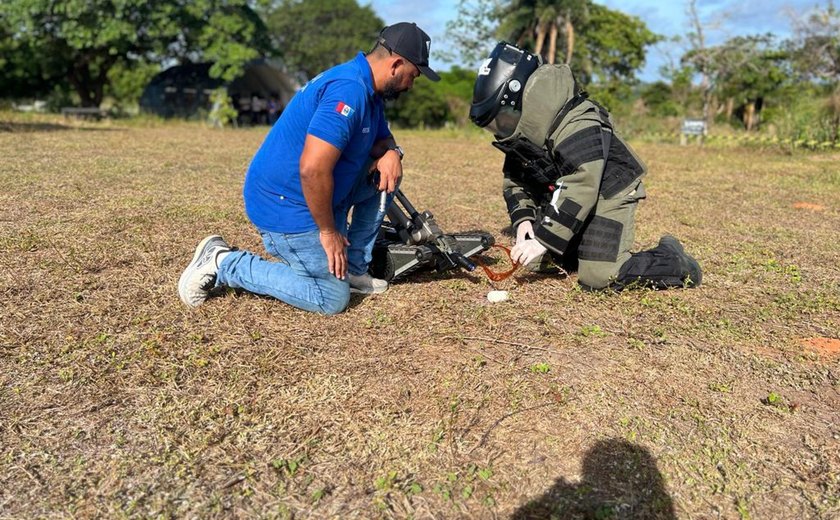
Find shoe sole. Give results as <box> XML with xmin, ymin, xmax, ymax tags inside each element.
<box><xmin>178</xmin><ymin>235</ymin><xmax>223</xmax><ymax>306</ymax></box>
<box><xmin>350</xmin><ymin>286</ymin><xmax>388</xmax><ymax>295</ymax></box>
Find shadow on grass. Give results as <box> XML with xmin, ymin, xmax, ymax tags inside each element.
<box><xmin>511</xmin><ymin>439</ymin><xmax>676</xmax><ymax>520</ymax></box>
<box><xmin>0</xmin><ymin>121</ymin><xmax>122</xmax><ymax>133</ymax></box>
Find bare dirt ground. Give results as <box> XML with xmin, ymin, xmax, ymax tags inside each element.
<box><xmin>1</xmin><ymin>114</ymin><xmax>838</xmax><ymax>519</ymax></box>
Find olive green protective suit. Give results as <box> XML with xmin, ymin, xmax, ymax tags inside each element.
<box><xmin>495</xmin><ymin>64</ymin><xmax>700</xmax><ymax>289</ymax></box>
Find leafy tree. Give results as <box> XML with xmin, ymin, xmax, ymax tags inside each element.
<box><xmin>680</xmin><ymin>0</ymin><xmax>737</xmax><ymax>123</ymax></box>
<box><xmin>436</xmin><ymin>67</ymin><xmax>480</xmax><ymax>126</ymax></box>
<box><xmin>443</xmin><ymin>0</ymin><xmax>658</xmax><ymax>101</ymax></box>
<box><xmin>762</xmin><ymin>82</ymin><xmax>840</xmax><ymax>143</ymax></box>
<box><xmin>714</xmin><ymin>37</ymin><xmax>788</xmax><ymax>130</ymax></box>
<box><xmin>0</xmin><ymin>15</ymin><xmax>50</xmax><ymax>100</ymax></box>
<box><xmin>788</xmin><ymin>1</ymin><xmax>840</xmax><ymax>83</ymax></box>
<box><xmin>786</xmin><ymin>1</ymin><xmax>840</xmax><ymax>141</ymax></box>
<box><xmin>265</xmin><ymin>0</ymin><xmax>383</xmax><ymax>81</ymax></box>
<box><xmin>105</xmin><ymin>61</ymin><xmax>161</xmax><ymax>111</ymax></box>
<box><xmin>658</xmin><ymin>55</ymin><xmax>697</xmax><ymax>115</ymax></box>
<box><xmin>385</xmin><ymin>78</ymin><xmax>449</xmax><ymax>128</ymax></box>
<box><xmin>439</xmin><ymin>0</ymin><xmax>502</xmax><ymax>67</ymax></box>
<box><xmin>640</xmin><ymin>81</ymin><xmax>680</xmax><ymax>117</ymax></box>
<box><xmin>684</xmin><ymin>34</ymin><xmax>787</xmax><ymax>130</ymax></box>
<box><xmin>0</xmin><ymin>0</ymin><xmax>269</xmax><ymax>107</ymax></box>
<box><xmin>573</xmin><ymin>3</ymin><xmax>660</xmax><ymax>100</ymax></box>
<box><xmin>385</xmin><ymin>67</ymin><xmax>479</xmax><ymax>128</ymax></box>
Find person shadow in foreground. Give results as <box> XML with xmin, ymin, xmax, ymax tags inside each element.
<box><xmin>511</xmin><ymin>439</ymin><xmax>677</xmax><ymax>520</ymax></box>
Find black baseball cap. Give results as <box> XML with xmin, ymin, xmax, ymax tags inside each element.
<box><xmin>377</xmin><ymin>22</ymin><xmax>440</xmax><ymax>82</ymax></box>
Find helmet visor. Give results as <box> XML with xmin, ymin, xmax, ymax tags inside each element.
<box><xmin>484</xmin><ymin>106</ymin><xmax>521</xmax><ymax>138</ymax></box>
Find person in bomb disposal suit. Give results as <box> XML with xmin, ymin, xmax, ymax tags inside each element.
<box><xmin>470</xmin><ymin>42</ymin><xmax>702</xmax><ymax>290</ymax></box>
<box><xmin>178</xmin><ymin>23</ymin><xmax>440</xmax><ymax>314</ymax></box>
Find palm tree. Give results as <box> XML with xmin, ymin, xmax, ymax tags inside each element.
<box><xmin>497</xmin><ymin>0</ymin><xmax>588</xmax><ymax>64</ymax></box>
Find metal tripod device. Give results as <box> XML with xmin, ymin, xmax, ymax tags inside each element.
<box><xmin>369</xmin><ymin>189</ymin><xmax>494</xmax><ymax>281</ymax></box>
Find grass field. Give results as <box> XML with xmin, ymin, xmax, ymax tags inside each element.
<box><xmin>1</xmin><ymin>113</ymin><xmax>838</xmax><ymax>519</ymax></box>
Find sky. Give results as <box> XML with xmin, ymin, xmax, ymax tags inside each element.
<box><xmin>368</xmin><ymin>0</ymin><xmax>826</xmax><ymax>82</ymax></box>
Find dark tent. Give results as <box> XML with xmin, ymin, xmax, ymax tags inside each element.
<box><xmin>139</xmin><ymin>60</ymin><xmax>298</xmax><ymax>120</ymax></box>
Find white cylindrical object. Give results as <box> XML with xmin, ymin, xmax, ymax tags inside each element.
<box><xmin>487</xmin><ymin>290</ymin><xmax>509</xmax><ymax>303</ymax></box>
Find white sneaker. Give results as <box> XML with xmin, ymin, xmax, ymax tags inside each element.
<box><xmin>178</xmin><ymin>235</ymin><xmax>231</xmax><ymax>307</ymax></box>
<box><xmin>348</xmin><ymin>272</ymin><xmax>388</xmax><ymax>294</ymax></box>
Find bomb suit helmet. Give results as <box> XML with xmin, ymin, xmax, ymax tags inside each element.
<box><xmin>470</xmin><ymin>42</ymin><xmax>541</xmax><ymax>137</ymax></box>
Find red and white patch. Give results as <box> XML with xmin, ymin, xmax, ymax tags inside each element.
<box><xmin>335</xmin><ymin>102</ymin><xmax>354</xmax><ymax>117</ymax></box>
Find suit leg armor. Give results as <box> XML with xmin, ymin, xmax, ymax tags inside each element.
<box><xmin>575</xmin><ymin>180</ymin><xmax>644</xmax><ymax>289</ymax></box>
<box><xmin>573</xmin><ymin>180</ymin><xmax>701</xmax><ymax>290</ymax></box>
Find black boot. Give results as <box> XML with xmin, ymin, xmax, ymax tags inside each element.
<box><xmin>614</xmin><ymin>235</ymin><xmax>702</xmax><ymax>290</ymax></box>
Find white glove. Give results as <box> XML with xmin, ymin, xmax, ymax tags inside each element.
<box><xmin>516</xmin><ymin>220</ymin><xmax>534</xmax><ymax>245</ymax></box>
<box><xmin>510</xmin><ymin>239</ymin><xmax>547</xmax><ymax>266</ymax></box>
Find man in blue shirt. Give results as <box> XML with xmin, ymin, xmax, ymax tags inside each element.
<box><xmin>178</xmin><ymin>22</ymin><xmax>440</xmax><ymax>314</ymax></box>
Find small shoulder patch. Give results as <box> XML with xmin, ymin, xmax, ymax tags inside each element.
<box><xmin>335</xmin><ymin>102</ymin><xmax>354</xmax><ymax>117</ymax></box>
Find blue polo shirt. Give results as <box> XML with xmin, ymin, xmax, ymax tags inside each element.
<box><xmin>243</xmin><ymin>52</ymin><xmax>391</xmax><ymax>233</ymax></box>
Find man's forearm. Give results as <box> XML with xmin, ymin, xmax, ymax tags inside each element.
<box><xmin>300</xmin><ymin>166</ymin><xmax>337</xmax><ymax>232</ymax></box>
<box><xmin>370</xmin><ymin>135</ymin><xmax>397</xmax><ymax>159</ymax></box>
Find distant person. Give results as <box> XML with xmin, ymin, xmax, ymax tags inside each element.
<box><xmin>179</xmin><ymin>22</ymin><xmax>439</xmax><ymax>313</ymax></box>
<box><xmin>251</xmin><ymin>93</ymin><xmax>266</xmax><ymax>125</ymax></box>
<box><xmin>470</xmin><ymin>42</ymin><xmax>701</xmax><ymax>290</ymax></box>
<box><xmin>236</xmin><ymin>94</ymin><xmax>251</xmax><ymax>126</ymax></box>
<box><xmin>267</xmin><ymin>94</ymin><xmax>280</xmax><ymax>125</ymax></box>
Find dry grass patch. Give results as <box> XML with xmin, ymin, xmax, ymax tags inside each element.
<box><xmin>1</xmin><ymin>112</ymin><xmax>838</xmax><ymax>519</ymax></box>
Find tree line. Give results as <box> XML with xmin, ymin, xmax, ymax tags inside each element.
<box><xmin>0</xmin><ymin>0</ymin><xmax>382</xmax><ymax>109</ymax></box>
<box><xmin>2</xmin><ymin>0</ymin><xmax>838</xmax><ymax>143</ymax></box>
<box><xmin>436</xmin><ymin>0</ymin><xmax>840</xmax><ymax>143</ymax></box>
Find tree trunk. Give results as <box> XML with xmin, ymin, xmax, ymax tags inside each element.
<box><xmin>829</xmin><ymin>86</ymin><xmax>840</xmax><ymax>142</ymax></box>
<box><xmin>516</xmin><ymin>28</ymin><xmax>529</xmax><ymax>47</ymax></box>
<box><xmin>68</xmin><ymin>68</ymin><xmax>97</xmax><ymax>107</ymax></box>
<box><xmin>564</xmin><ymin>13</ymin><xmax>574</xmax><ymax>64</ymax></box>
<box><xmin>688</xmin><ymin>0</ymin><xmax>712</xmax><ymax>128</ymax></box>
<box><xmin>702</xmin><ymin>85</ymin><xmax>712</xmax><ymax>126</ymax></box>
<box><xmin>534</xmin><ymin>23</ymin><xmax>547</xmax><ymax>56</ymax></box>
<box><xmin>725</xmin><ymin>97</ymin><xmax>734</xmax><ymax>119</ymax></box>
<box><xmin>67</xmin><ymin>53</ymin><xmax>115</xmax><ymax>107</ymax></box>
<box><xmin>714</xmin><ymin>97</ymin><xmax>724</xmax><ymax>118</ymax></box>
<box><xmin>744</xmin><ymin>101</ymin><xmax>755</xmax><ymax>131</ymax></box>
<box><xmin>713</xmin><ymin>96</ymin><xmax>723</xmax><ymax>115</ymax></box>
<box><xmin>547</xmin><ymin>20</ymin><xmax>558</xmax><ymax>64</ymax></box>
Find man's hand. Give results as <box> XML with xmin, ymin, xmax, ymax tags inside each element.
<box><xmin>369</xmin><ymin>149</ymin><xmax>402</xmax><ymax>193</ymax></box>
<box><xmin>320</xmin><ymin>228</ymin><xmax>350</xmax><ymax>279</ymax></box>
<box><xmin>516</xmin><ymin>220</ymin><xmax>535</xmax><ymax>245</ymax></box>
<box><xmin>510</xmin><ymin>239</ymin><xmax>547</xmax><ymax>266</ymax></box>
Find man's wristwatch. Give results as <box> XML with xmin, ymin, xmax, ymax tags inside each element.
<box><xmin>388</xmin><ymin>144</ymin><xmax>404</xmax><ymax>160</ymax></box>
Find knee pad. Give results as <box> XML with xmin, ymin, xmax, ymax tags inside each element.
<box><xmin>577</xmin><ymin>266</ymin><xmax>619</xmax><ymax>291</ymax></box>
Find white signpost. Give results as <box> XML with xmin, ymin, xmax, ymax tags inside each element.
<box><xmin>681</xmin><ymin>118</ymin><xmax>707</xmax><ymax>145</ymax></box>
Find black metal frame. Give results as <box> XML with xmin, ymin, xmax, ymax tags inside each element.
<box><xmin>369</xmin><ymin>190</ymin><xmax>494</xmax><ymax>281</ymax></box>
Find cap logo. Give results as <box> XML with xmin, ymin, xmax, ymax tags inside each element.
<box><xmin>426</xmin><ymin>41</ymin><xmax>431</xmax><ymax>54</ymax></box>
<box><xmin>478</xmin><ymin>58</ymin><xmax>492</xmax><ymax>76</ymax></box>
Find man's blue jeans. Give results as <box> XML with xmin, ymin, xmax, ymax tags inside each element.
<box><xmin>216</xmin><ymin>171</ymin><xmax>394</xmax><ymax>314</ymax></box>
